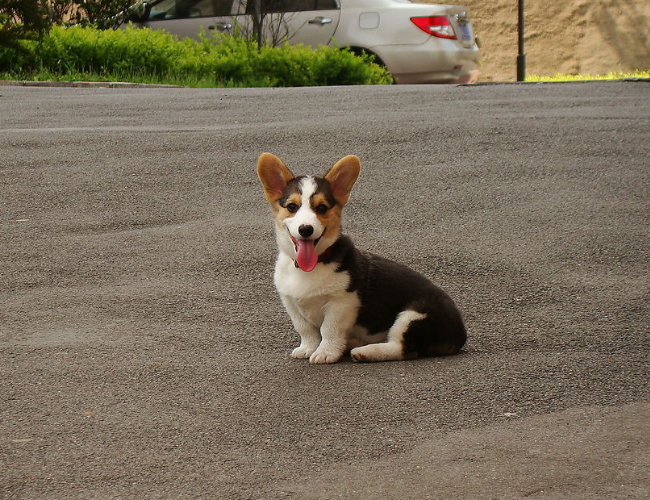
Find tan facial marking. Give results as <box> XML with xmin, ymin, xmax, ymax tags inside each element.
<box><xmin>310</xmin><ymin>193</ymin><xmax>342</xmax><ymax>240</ymax></box>
<box><xmin>285</xmin><ymin>193</ymin><xmax>302</xmax><ymax>208</ymax></box>
<box><xmin>274</xmin><ymin>193</ymin><xmax>302</xmax><ymax>225</ymax></box>
<box><xmin>311</xmin><ymin>193</ymin><xmax>331</xmax><ymax>212</ymax></box>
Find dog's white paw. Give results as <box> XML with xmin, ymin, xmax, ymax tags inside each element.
<box><xmin>291</xmin><ymin>345</ymin><xmax>317</xmax><ymax>359</ymax></box>
<box><xmin>350</xmin><ymin>342</ymin><xmax>403</xmax><ymax>363</ymax></box>
<box><xmin>309</xmin><ymin>347</ymin><xmax>343</xmax><ymax>364</ymax></box>
<box><xmin>350</xmin><ymin>347</ymin><xmax>368</xmax><ymax>363</ymax></box>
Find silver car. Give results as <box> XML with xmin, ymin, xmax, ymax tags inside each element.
<box><xmin>126</xmin><ymin>0</ymin><xmax>481</xmax><ymax>84</ymax></box>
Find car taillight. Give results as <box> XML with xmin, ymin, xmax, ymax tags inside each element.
<box><xmin>411</xmin><ymin>16</ymin><xmax>457</xmax><ymax>39</ymax></box>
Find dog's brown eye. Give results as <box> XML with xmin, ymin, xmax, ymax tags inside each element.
<box><xmin>315</xmin><ymin>204</ymin><xmax>329</xmax><ymax>215</ymax></box>
<box><xmin>286</xmin><ymin>203</ymin><xmax>299</xmax><ymax>213</ymax></box>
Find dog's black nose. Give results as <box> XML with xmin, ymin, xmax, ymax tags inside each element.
<box><xmin>298</xmin><ymin>224</ymin><xmax>314</xmax><ymax>238</ymax></box>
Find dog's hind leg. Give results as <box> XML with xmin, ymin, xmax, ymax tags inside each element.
<box><xmin>350</xmin><ymin>310</ymin><xmax>426</xmax><ymax>362</ymax></box>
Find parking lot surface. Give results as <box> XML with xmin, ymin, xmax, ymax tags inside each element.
<box><xmin>1</xmin><ymin>82</ymin><xmax>649</xmax><ymax>499</ymax></box>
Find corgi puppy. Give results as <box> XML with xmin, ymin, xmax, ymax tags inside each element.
<box><xmin>257</xmin><ymin>153</ymin><xmax>467</xmax><ymax>364</ymax></box>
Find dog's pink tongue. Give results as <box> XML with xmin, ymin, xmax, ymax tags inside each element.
<box><xmin>295</xmin><ymin>239</ymin><xmax>318</xmax><ymax>272</ymax></box>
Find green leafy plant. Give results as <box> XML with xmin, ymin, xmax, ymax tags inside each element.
<box><xmin>0</xmin><ymin>25</ymin><xmax>393</xmax><ymax>87</ymax></box>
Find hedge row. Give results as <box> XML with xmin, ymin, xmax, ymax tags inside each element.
<box><xmin>0</xmin><ymin>25</ymin><xmax>393</xmax><ymax>87</ymax></box>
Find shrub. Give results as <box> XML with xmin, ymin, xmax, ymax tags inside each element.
<box><xmin>0</xmin><ymin>0</ymin><xmax>47</xmax><ymax>52</ymax></box>
<box><xmin>0</xmin><ymin>25</ymin><xmax>393</xmax><ymax>87</ymax></box>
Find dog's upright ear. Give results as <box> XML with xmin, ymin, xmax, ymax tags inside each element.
<box><xmin>257</xmin><ymin>153</ymin><xmax>294</xmax><ymax>204</ymax></box>
<box><xmin>325</xmin><ymin>155</ymin><xmax>361</xmax><ymax>206</ymax></box>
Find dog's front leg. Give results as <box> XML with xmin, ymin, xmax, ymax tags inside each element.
<box><xmin>309</xmin><ymin>296</ymin><xmax>358</xmax><ymax>364</ymax></box>
<box><xmin>282</xmin><ymin>296</ymin><xmax>321</xmax><ymax>359</ymax></box>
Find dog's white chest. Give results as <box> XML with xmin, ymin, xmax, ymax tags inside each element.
<box><xmin>287</xmin><ymin>295</ymin><xmax>330</xmax><ymax>327</ymax></box>
<box><xmin>274</xmin><ymin>253</ymin><xmax>350</xmax><ymax>299</ymax></box>
<box><xmin>274</xmin><ymin>253</ymin><xmax>357</xmax><ymax>328</ymax></box>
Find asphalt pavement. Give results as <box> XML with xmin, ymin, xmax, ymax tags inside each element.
<box><xmin>1</xmin><ymin>81</ymin><xmax>649</xmax><ymax>499</ymax></box>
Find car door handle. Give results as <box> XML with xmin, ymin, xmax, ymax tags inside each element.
<box><xmin>209</xmin><ymin>22</ymin><xmax>232</xmax><ymax>31</ymax></box>
<box><xmin>308</xmin><ymin>16</ymin><xmax>332</xmax><ymax>25</ymax></box>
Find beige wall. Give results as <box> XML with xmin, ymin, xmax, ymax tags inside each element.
<box><xmin>420</xmin><ymin>0</ymin><xmax>650</xmax><ymax>81</ymax></box>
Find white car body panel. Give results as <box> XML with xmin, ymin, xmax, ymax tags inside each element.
<box><xmin>235</xmin><ymin>10</ymin><xmax>341</xmax><ymax>47</ymax></box>
<box><xmin>331</xmin><ymin>0</ymin><xmax>479</xmax><ymax>83</ymax></box>
<box><xmin>126</xmin><ymin>0</ymin><xmax>481</xmax><ymax>84</ymax></box>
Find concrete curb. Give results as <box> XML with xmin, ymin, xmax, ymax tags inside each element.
<box><xmin>0</xmin><ymin>80</ymin><xmax>183</xmax><ymax>88</ymax></box>
<box><xmin>461</xmin><ymin>78</ymin><xmax>650</xmax><ymax>86</ymax></box>
<box><xmin>1</xmin><ymin>78</ymin><xmax>647</xmax><ymax>90</ymax></box>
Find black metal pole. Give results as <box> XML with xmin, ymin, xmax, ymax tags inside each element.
<box><xmin>517</xmin><ymin>0</ymin><xmax>526</xmax><ymax>81</ymax></box>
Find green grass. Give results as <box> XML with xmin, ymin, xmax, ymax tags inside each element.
<box><xmin>0</xmin><ymin>25</ymin><xmax>393</xmax><ymax>87</ymax></box>
<box><xmin>526</xmin><ymin>70</ymin><xmax>650</xmax><ymax>82</ymax></box>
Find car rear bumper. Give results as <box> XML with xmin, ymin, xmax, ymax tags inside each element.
<box><xmin>393</xmin><ymin>68</ymin><xmax>480</xmax><ymax>85</ymax></box>
<box><xmin>375</xmin><ymin>39</ymin><xmax>481</xmax><ymax>84</ymax></box>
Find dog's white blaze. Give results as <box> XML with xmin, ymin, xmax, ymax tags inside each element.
<box><xmin>283</xmin><ymin>176</ymin><xmax>324</xmax><ymax>241</ymax></box>
<box><xmin>299</xmin><ymin>176</ymin><xmax>318</xmax><ymax>201</ymax></box>
<box><xmin>350</xmin><ymin>310</ymin><xmax>427</xmax><ymax>362</ymax></box>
